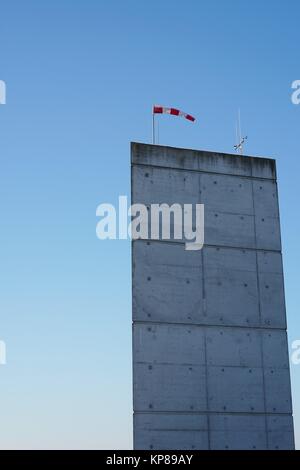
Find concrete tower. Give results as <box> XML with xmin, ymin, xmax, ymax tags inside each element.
<box><xmin>131</xmin><ymin>142</ymin><xmax>294</xmax><ymax>450</ymax></box>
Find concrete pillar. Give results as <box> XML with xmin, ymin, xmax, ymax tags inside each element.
<box><xmin>131</xmin><ymin>143</ymin><xmax>294</xmax><ymax>450</ymax></box>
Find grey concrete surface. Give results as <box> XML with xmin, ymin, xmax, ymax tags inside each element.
<box><xmin>131</xmin><ymin>142</ymin><xmax>294</xmax><ymax>450</ymax></box>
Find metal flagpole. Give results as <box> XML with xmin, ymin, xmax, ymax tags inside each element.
<box><xmin>152</xmin><ymin>108</ymin><xmax>155</xmax><ymax>144</ymax></box>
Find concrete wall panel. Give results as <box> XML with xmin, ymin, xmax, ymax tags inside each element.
<box><xmin>132</xmin><ymin>165</ymin><xmax>200</xmax><ymax>206</ymax></box>
<box><xmin>262</xmin><ymin>330</ymin><xmax>289</xmax><ymax>369</ymax></box>
<box><xmin>204</xmin><ymin>269</ymin><xmax>260</xmax><ymax>326</ymax></box>
<box><xmin>206</xmin><ymin>327</ymin><xmax>262</xmax><ymax>367</ymax></box>
<box><xmin>133</xmin><ymin>241</ymin><xmax>204</xmax><ymax>324</ymax></box>
<box><xmin>253</xmin><ymin>180</ymin><xmax>279</xmax><ymax>218</ymax></box>
<box><xmin>207</xmin><ymin>366</ymin><xmax>265</xmax><ymax>413</ymax></box>
<box><xmin>209</xmin><ymin>414</ymin><xmax>267</xmax><ymax>450</ymax></box>
<box><xmin>251</xmin><ymin>157</ymin><xmax>276</xmax><ymax>179</ymax></box>
<box><xmin>131</xmin><ymin>143</ymin><xmax>276</xmax><ymax>179</ymax></box>
<box><xmin>133</xmin><ymin>323</ymin><xmax>205</xmax><ymax>365</ymax></box>
<box><xmin>255</xmin><ymin>216</ymin><xmax>281</xmax><ymax>251</ymax></box>
<box><xmin>205</xmin><ymin>211</ymin><xmax>256</xmax><ymax>248</ymax></box>
<box><xmin>204</xmin><ymin>246</ymin><xmax>256</xmax><ymax>270</ymax></box>
<box><xmin>134</xmin><ymin>363</ymin><xmax>207</xmax><ymax>412</ymax></box>
<box><xmin>264</xmin><ymin>368</ymin><xmax>293</xmax><ymax>413</ymax></box>
<box><xmin>201</xmin><ymin>174</ymin><xmax>253</xmax><ymax>215</ymax></box>
<box><xmin>267</xmin><ymin>415</ymin><xmax>295</xmax><ymax>450</ymax></box>
<box><xmin>259</xmin><ymin>272</ymin><xmax>286</xmax><ymax>328</ymax></box>
<box><xmin>134</xmin><ymin>413</ymin><xmax>209</xmax><ymax>450</ymax></box>
<box><xmin>203</xmin><ymin>246</ymin><xmax>260</xmax><ymax>327</ymax></box>
<box><xmin>257</xmin><ymin>250</ymin><xmax>283</xmax><ymax>274</ymax></box>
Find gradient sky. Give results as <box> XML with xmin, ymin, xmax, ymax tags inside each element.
<box><xmin>0</xmin><ymin>0</ymin><xmax>300</xmax><ymax>449</ymax></box>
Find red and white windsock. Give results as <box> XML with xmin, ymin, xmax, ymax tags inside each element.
<box><xmin>153</xmin><ymin>105</ymin><xmax>196</xmax><ymax>122</ymax></box>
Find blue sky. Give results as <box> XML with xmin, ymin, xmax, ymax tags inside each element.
<box><xmin>0</xmin><ymin>0</ymin><xmax>299</xmax><ymax>449</ymax></box>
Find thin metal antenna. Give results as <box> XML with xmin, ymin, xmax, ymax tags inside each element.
<box><xmin>234</xmin><ymin>109</ymin><xmax>247</xmax><ymax>155</ymax></box>
<box><xmin>238</xmin><ymin>108</ymin><xmax>242</xmax><ymax>149</ymax></box>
